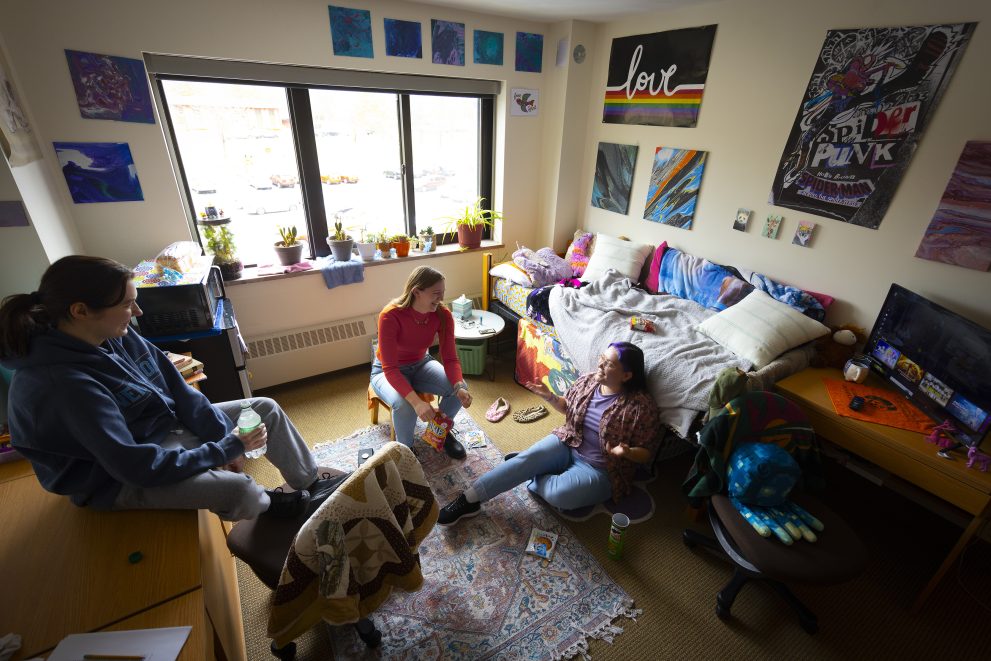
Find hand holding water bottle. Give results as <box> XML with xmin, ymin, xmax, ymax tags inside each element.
<box><xmin>236</xmin><ymin>401</ymin><xmax>267</xmax><ymax>459</ymax></box>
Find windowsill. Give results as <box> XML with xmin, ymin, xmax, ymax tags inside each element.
<box><xmin>224</xmin><ymin>240</ymin><xmax>505</xmax><ymax>286</ymax></box>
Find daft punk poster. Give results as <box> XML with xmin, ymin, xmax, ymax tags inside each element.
<box><xmin>770</xmin><ymin>23</ymin><xmax>975</xmax><ymax>229</ymax></box>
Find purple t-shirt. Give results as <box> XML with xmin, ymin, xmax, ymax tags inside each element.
<box><xmin>574</xmin><ymin>386</ymin><xmax>619</xmax><ymax>470</ymax></box>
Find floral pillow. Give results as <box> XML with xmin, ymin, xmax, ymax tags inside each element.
<box><xmin>564</xmin><ymin>231</ymin><xmax>594</xmax><ymax>277</ymax></box>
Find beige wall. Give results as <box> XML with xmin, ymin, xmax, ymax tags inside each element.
<box><xmin>576</xmin><ymin>0</ymin><xmax>991</xmax><ymax>330</ymax></box>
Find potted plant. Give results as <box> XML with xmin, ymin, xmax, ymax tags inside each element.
<box><xmin>372</xmin><ymin>229</ymin><xmax>393</xmax><ymax>258</ymax></box>
<box><xmin>274</xmin><ymin>225</ymin><xmax>305</xmax><ymax>266</ymax></box>
<box><xmin>354</xmin><ymin>226</ymin><xmax>377</xmax><ymax>261</ymax></box>
<box><xmin>392</xmin><ymin>233</ymin><xmax>411</xmax><ymax>258</ymax></box>
<box><xmin>443</xmin><ymin>197</ymin><xmax>502</xmax><ymax>249</ymax></box>
<box><xmin>202</xmin><ymin>223</ymin><xmax>243</xmax><ymax>281</ymax></box>
<box><xmin>326</xmin><ymin>219</ymin><xmax>355</xmax><ymax>262</ymax></box>
<box><xmin>418</xmin><ymin>225</ymin><xmax>436</xmax><ymax>252</ymax></box>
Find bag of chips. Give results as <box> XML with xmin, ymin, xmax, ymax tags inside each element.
<box><xmin>422</xmin><ymin>410</ymin><xmax>453</xmax><ymax>451</ymax></box>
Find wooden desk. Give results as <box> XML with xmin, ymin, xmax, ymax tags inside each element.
<box><xmin>0</xmin><ymin>469</ymin><xmax>246</xmax><ymax>660</ymax></box>
<box><xmin>775</xmin><ymin>367</ymin><xmax>991</xmax><ymax>611</ymax></box>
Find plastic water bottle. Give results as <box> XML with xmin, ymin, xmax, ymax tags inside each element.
<box><xmin>237</xmin><ymin>401</ymin><xmax>266</xmax><ymax>459</ymax></box>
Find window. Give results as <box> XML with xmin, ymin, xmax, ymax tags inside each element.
<box><xmin>149</xmin><ymin>56</ymin><xmax>498</xmax><ymax>266</ymax></box>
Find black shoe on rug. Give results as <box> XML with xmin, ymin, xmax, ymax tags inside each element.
<box><xmin>504</xmin><ymin>452</ymin><xmax>519</xmax><ymax>461</ymax></box>
<box><xmin>443</xmin><ymin>432</ymin><xmax>467</xmax><ymax>460</ymax></box>
<box><xmin>264</xmin><ymin>488</ymin><xmax>310</xmax><ymax>518</ymax></box>
<box><xmin>437</xmin><ymin>493</ymin><xmax>481</xmax><ymax>526</ymax></box>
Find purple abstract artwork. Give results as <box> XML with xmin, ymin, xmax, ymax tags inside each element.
<box><xmin>64</xmin><ymin>49</ymin><xmax>154</xmax><ymax>124</ymax></box>
<box><xmin>916</xmin><ymin>140</ymin><xmax>991</xmax><ymax>271</ymax></box>
<box><xmin>431</xmin><ymin>19</ymin><xmax>465</xmax><ymax>66</ymax></box>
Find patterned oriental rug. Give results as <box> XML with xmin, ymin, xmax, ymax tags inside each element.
<box><xmin>311</xmin><ymin>410</ymin><xmax>640</xmax><ymax>660</ymax></box>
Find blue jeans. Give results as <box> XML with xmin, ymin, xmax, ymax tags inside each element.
<box><xmin>370</xmin><ymin>354</ymin><xmax>463</xmax><ymax>447</ymax></box>
<box><xmin>473</xmin><ymin>434</ymin><xmax>613</xmax><ymax>510</ymax></box>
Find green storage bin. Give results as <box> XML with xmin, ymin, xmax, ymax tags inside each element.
<box><xmin>456</xmin><ymin>338</ymin><xmax>487</xmax><ymax>376</ymax></box>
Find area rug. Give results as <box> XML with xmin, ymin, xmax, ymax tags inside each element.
<box><xmin>312</xmin><ymin>410</ymin><xmax>640</xmax><ymax>660</ymax></box>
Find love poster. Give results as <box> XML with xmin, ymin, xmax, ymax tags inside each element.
<box><xmin>602</xmin><ymin>25</ymin><xmax>716</xmax><ymax>128</ymax></box>
<box><xmin>770</xmin><ymin>23</ymin><xmax>975</xmax><ymax>229</ymax></box>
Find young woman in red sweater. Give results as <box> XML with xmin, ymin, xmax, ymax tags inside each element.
<box><xmin>370</xmin><ymin>266</ymin><xmax>472</xmax><ymax>458</ymax></box>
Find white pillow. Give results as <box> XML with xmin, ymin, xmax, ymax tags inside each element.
<box><xmin>580</xmin><ymin>233</ymin><xmax>653</xmax><ymax>283</ymax></box>
<box><xmin>489</xmin><ymin>261</ymin><xmax>533</xmax><ymax>287</ymax></box>
<box><xmin>697</xmin><ymin>290</ymin><xmax>829</xmax><ymax>369</ymax></box>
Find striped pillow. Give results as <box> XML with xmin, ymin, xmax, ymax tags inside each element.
<box><xmin>697</xmin><ymin>290</ymin><xmax>829</xmax><ymax>369</ymax></box>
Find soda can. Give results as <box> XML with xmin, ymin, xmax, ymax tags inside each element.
<box><xmin>606</xmin><ymin>513</ymin><xmax>630</xmax><ymax>559</ymax></box>
<box><xmin>630</xmin><ymin>316</ymin><xmax>656</xmax><ymax>333</ymax></box>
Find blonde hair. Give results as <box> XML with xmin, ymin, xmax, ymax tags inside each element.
<box><xmin>391</xmin><ymin>266</ymin><xmax>446</xmax><ymax>309</ymax></box>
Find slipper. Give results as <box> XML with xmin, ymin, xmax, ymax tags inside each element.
<box><xmin>485</xmin><ymin>397</ymin><xmax>510</xmax><ymax>422</ymax></box>
<box><xmin>513</xmin><ymin>405</ymin><xmax>548</xmax><ymax>423</ymax></box>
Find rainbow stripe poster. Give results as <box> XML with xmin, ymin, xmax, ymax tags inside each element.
<box><xmin>603</xmin><ymin>25</ymin><xmax>716</xmax><ymax>128</ymax></box>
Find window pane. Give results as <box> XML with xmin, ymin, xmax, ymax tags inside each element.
<box><xmin>162</xmin><ymin>80</ymin><xmax>304</xmax><ymax>266</ymax></box>
<box><xmin>309</xmin><ymin>89</ymin><xmax>403</xmax><ymax>242</ymax></box>
<box><xmin>409</xmin><ymin>95</ymin><xmax>480</xmax><ymax>236</ymax></box>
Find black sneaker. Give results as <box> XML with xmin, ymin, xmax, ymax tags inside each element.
<box><xmin>504</xmin><ymin>452</ymin><xmax>519</xmax><ymax>461</ymax></box>
<box><xmin>307</xmin><ymin>473</ymin><xmax>348</xmax><ymax>504</ymax></box>
<box><xmin>437</xmin><ymin>493</ymin><xmax>481</xmax><ymax>526</ymax></box>
<box><xmin>443</xmin><ymin>432</ymin><xmax>467</xmax><ymax>460</ymax></box>
<box><xmin>264</xmin><ymin>488</ymin><xmax>310</xmax><ymax>518</ymax></box>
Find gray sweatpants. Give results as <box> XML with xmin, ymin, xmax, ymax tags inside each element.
<box><xmin>112</xmin><ymin>397</ymin><xmax>318</xmax><ymax>521</ymax></box>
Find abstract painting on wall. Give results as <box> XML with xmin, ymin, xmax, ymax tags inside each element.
<box><xmin>770</xmin><ymin>23</ymin><xmax>976</xmax><ymax>229</ymax></box>
<box><xmin>510</xmin><ymin>88</ymin><xmax>538</xmax><ymax>116</ymax></box>
<box><xmin>916</xmin><ymin>140</ymin><xmax>991</xmax><ymax>271</ymax></box>
<box><xmin>64</xmin><ymin>50</ymin><xmax>154</xmax><ymax>124</ymax></box>
<box><xmin>474</xmin><ymin>30</ymin><xmax>504</xmax><ymax>65</ymax></box>
<box><xmin>54</xmin><ymin>142</ymin><xmax>144</xmax><ymax>203</ymax></box>
<box><xmin>762</xmin><ymin>215</ymin><xmax>783</xmax><ymax>239</ymax></box>
<box><xmin>432</xmin><ymin>20</ymin><xmax>465</xmax><ymax>66</ymax></box>
<box><xmin>328</xmin><ymin>6</ymin><xmax>373</xmax><ymax>58</ymax></box>
<box><xmin>643</xmin><ymin>147</ymin><xmax>707</xmax><ymax>228</ymax></box>
<box><xmin>603</xmin><ymin>25</ymin><xmax>717</xmax><ymax>128</ymax></box>
<box><xmin>384</xmin><ymin>19</ymin><xmax>422</xmax><ymax>58</ymax></box>
<box><xmin>793</xmin><ymin>221</ymin><xmax>816</xmax><ymax>247</ymax></box>
<box><xmin>516</xmin><ymin>32</ymin><xmax>543</xmax><ymax>73</ymax></box>
<box><xmin>592</xmin><ymin>143</ymin><xmax>638</xmax><ymax>215</ymax></box>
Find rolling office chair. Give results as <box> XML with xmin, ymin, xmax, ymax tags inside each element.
<box><xmin>682</xmin><ymin>391</ymin><xmax>867</xmax><ymax>634</ymax></box>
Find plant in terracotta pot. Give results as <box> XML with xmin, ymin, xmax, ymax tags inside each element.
<box><xmin>418</xmin><ymin>225</ymin><xmax>436</xmax><ymax>252</ymax></box>
<box><xmin>443</xmin><ymin>197</ymin><xmax>501</xmax><ymax>249</ymax></box>
<box><xmin>326</xmin><ymin>219</ymin><xmax>355</xmax><ymax>262</ymax></box>
<box><xmin>202</xmin><ymin>223</ymin><xmax>243</xmax><ymax>281</ymax></box>
<box><xmin>392</xmin><ymin>233</ymin><xmax>411</xmax><ymax>257</ymax></box>
<box><xmin>371</xmin><ymin>229</ymin><xmax>393</xmax><ymax>258</ymax></box>
<box><xmin>274</xmin><ymin>225</ymin><xmax>305</xmax><ymax>266</ymax></box>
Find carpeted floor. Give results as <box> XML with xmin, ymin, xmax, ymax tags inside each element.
<box><xmin>238</xmin><ymin>359</ymin><xmax>991</xmax><ymax>660</ymax></box>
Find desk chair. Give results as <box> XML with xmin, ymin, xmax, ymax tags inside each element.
<box><xmin>366</xmin><ymin>383</ymin><xmax>435</xmax><ymax>440</ymax></box>
<box><xmin>681</xmin><ymin>392</ymin><xmax>867</xmax><ymax>634</ymax></box>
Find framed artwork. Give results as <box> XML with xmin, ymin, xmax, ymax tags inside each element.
<box><xmin>432</xmin><ymin>20</ymin><xmax>465</xmax><ymax>66</ymax></box>
<box><xmin>793</xmin><ymin>221</ymin><xmax>817</xmax><ymax>247</ymax></box>
<box><xmin>54</xmin><ymin>142</ymin><xmax>144</xmax><ymax>203</ymax></box>
<box><xmin>516</xmin><ymin>32</ymin><xmax>543</xmax><ymax>73</ymax></box>
<box><xmin>64</xmin><ymin>50</ymin><xmax>154</xmax><ymax>124</ymax></box>
<box><xmin>770</xmin><ymin>23</ymin><xmax>976</xmax><ymax>229</ymax></box>
<box><xmin>384</xmin><ymin>19</ymin><xmax>422</xmax><ymax>58</ymax></box>
<box><xmin>603</xmin><ymin>25</ymin><xmax>717</xmax><ymax>127</ymax></box>
<box><xmin>0</xmin><ymin>201</ymin><xmax>29</xmax><ymax>228</ymax></box>
<box><xmin>592</xmin><ymin>143</ymin><xmax>638</xmax><ymax>215</ymax></box>
<box><xmin>733</xmin><ymin>208</ymin><xmax>752</xmax><ymax>231</ymax></box>
<box><xmin>474</xmin><ymin>30</ymin><xmax>503</xmax><ymax>65</ymax></box>
<box><xmin>328</xmin><ymin>6</ymin><xmax>373</xmax><ymax>58</ymax></box>
<box><xmin>510</xmin><ymin>88</ymin><xmax>538</xmax><ymax>116</ymax></box>
<box><xmin>915</xmin><ymin>140</ymin><xmax>991</xmax><ymax>271</ymax></box>
<box><xmin>0</xmin><ymin>49</ymin><xmax>39</xmax><ymax>165</ymax></box>
<box><xmin>643</xmin><ymin>147</ymin><xmax>707</xmax><ymax>229</ymax></box>
<box><xmin>762</xmin><ymin>215</ymin><xmax>783</xmax><ymax>239</ymax></box>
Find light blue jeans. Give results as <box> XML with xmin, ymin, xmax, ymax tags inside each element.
<box><xmin>370</xmin><ymin>354</ymin><xmax>463</xmax><ymax>447</ymax></box>
<box><xmin>473</xmin><ymin>434</ymin><xmax>613</xmax><ymax>510</ymax></box>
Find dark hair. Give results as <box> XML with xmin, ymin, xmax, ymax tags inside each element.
<box><xmin>0</xmin><ymin>255</ymin><xmax>133</xmax><ymax>359</ymax></box>
<box><xmin>608</xmin><ymin>341</ymin><xmax>648</xmax><ymax>392</ymax></box>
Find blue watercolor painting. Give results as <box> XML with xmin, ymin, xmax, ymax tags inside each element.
<box><xmin>592</xmin><ymin>143</ymin><xmax>638</xmax><ymax>215</ymax></box>
<box><xmin>329</xmin><ymin>6</ymin><xmax>373</xmax><ymax>58</ymax></box>
<box><xmin>385</xmin><ymin>18</ymin><xmax>422</xmax><ymax>58</ymax></box>
<box><xmin>54</xmin><ymin>142</ymin><xmax>144</xmax><ymax>203</ymax></box>
<box><xmin>64</xmin><ymin>49</ymin><xmax>154</xmax><ymax>124</ymax></box>
<box><xmin>432</xmin><ymin>19</ymin><xmax>465</xmax><ymax>66</ymax></box>
<box><xmin>516</xmin><ymin>32</ymin><xmax>543</xmax><ymax>73</ymax></box>
<box><xmin>643</xmin><ymin>147</ymin><xmax>707</xmax><ymax>229</ymax></box>
<box><xmin>474</xmin><ymin>30</ymin><xmax>504</xmax><ymax>65</ymax></box>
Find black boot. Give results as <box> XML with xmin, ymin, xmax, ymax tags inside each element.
<box><xmin>444</xmin><ymin>430</ymin><xmax>467</xmax><ymax>460</ymax></box>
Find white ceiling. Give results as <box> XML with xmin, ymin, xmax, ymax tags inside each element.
<box><xmin>413</xmin><ymin>0</ymin><xmax>705</xmax><ymax>23</ymax></box>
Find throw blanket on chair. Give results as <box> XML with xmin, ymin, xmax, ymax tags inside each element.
<box><xmin>268</xmin><ymin>442</ymin><xmax>438</xmax><ymax>647</ymax></box>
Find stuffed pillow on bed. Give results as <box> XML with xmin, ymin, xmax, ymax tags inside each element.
<box><xmin>656</xmin><ymin>247</ymin><xmax>751</xmax><ymax>310</ymax></box>
<box><xmin>489</xmin><ymin>261</ymin><xmax>533</xmax><ymax>287</ymax></box>
<box><xmin>580</xmin><ymin>233</ymin><xmax>652</xmax><ymax>283</ymax></box>
<box><xmin>697</xmin><ymin>290</ymin><xmax>830</xmax><ymax>369</ymax></box>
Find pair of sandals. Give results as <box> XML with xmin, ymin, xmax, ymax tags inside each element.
<box><xmin>485</xmin><ymin>398</ymin><xmax>549</xmax><ymax>423</ymax></box>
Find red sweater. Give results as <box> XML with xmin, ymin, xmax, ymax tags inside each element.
<box><xmin>376</xmin><ymin>303</ymin><xmax>463</xmax><ymax>398</ymax></box>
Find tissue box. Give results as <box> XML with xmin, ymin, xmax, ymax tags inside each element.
<box><xmin>451</xmin><ymin>296</ymin><xmax>473</xmax><ymax>320</ymax></box>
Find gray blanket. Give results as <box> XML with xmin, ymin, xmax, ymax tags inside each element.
<box><xmin>549</xmin><ymin>270</ymin><xmax>758</xmax><ymax>438</ymax></box>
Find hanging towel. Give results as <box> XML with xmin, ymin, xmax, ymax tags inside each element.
<box><xmin>318</xmin><ymin>255</ymin><xmax>365</xmax><ymax>289</ymax></box>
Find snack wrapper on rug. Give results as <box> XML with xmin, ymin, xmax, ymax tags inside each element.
<box><xmin>525</xmin><ymin>528</ymin><xmax>559</xmax><ymax>561</ymax></box>
<box><xmin>422</xmin><ymin>410</ymin><xmax>453</xmax><ymax>451</ymax></box>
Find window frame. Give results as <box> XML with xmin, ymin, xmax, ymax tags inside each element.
<box><xmin>146</xmin><ymin>54</ymin><xmax>499</xmax><ymax>260</ymax></box>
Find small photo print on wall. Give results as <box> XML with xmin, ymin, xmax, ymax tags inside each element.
<box><xmin>592</xmin><ymin>142</ymin><xmax>638</xmax><ymax>215</ymax></box>
<box><xmin>64</xmin><ymin>50</ymin><xmax>154</xmax><ymax>124</ymax></box>
<box><xmin>510</xmin><ymin>88</ymin><xmax>538</xmax><ymax>116</ymax></box>
<box><xmin>432</xmin><ymin>19</ymin><xmax>465</xmax><ymax>65</ymax></box>
<box><xmin>793</xmin><ymin>220</ymin><xmax>816</xmax><ymax>247</ymax></box>
<box><xmin>733</xmin><ymin>208</ymin><xmax>751</xmax><ymax>231</ymax></box>
<box><xmin>474</xmin><ymin>30</ymin><xmax>504</xmax><ymax>65</ymax></box>
<box><xmin>762</xmin><ymin>215</ymin><xmax>783</xmax><ymax>239</ymax></box>
<box><xmin>516</xmin><ymin>32</ymin><xmax>543</xmax><ymax>72</ymax></box>
<box><xmin>328</xmin><ymin>6</ymin><xmax>373</xmax><ymax>58</ymax></box>
<box><xmin>384</xmin><ymin>19</ymin><xmax>422</xmax><ymax>58</ymax></box>
<box><xmin>54</xmin><ymin>141</ymin><xmax>144</xmax><ymax>203</ymax></box>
